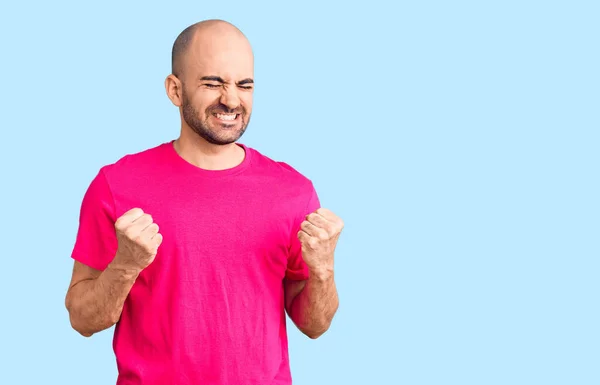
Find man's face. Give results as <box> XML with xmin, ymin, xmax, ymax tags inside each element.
<box><xmin>179</xmin><ymin>40</ymin><xmax>254</xmax><ymax>145</ymax></box>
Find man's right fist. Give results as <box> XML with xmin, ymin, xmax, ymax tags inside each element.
<box><xmin>113</xmin><ymin>208</ymin><xmax>163</xmax><ymax>272</ymax></box>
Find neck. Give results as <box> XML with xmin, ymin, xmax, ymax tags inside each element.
<box><xmin>173</xmin><ymin>130</ymin><xmax>245</xmax><ymax>171</ymax></box>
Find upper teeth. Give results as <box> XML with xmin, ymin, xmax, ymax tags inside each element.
<box><xmin>216</xmin><ymin>113</ymin><xmax>236</xmax><ymax>121</ymax></box>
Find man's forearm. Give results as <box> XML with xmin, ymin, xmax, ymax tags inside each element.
<box><xmin>290</xmin><ymin>271</ymin><xmax>339</xmax><ymax>339</ymax></box>
<box><xmin>66</xmin><ymin>263</ymin><xmax>139</xmax><ymax>337</ymax></box>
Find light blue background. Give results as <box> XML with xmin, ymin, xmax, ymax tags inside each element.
<box><xmin>0</xmin><ymin>1</ymin><xmax>598</xmax><ymax>384</ymax></box>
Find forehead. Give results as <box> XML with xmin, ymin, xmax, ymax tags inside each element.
<box><xmin>186</xmin><ymin>36</ymin><xmax>254</xmax><ymax>81</ymax></box>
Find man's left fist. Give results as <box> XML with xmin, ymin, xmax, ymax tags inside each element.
<box><xmin>297</xmin><ymin>208</ymin><xmax>344</xmax><ymax>277</ymax></box>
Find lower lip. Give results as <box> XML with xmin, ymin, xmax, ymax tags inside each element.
<box><xmin>212</xmin><ymin>114</ymin><xmax>240</xmax><ymax>124</ymax></box>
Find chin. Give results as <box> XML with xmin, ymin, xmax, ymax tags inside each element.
<box><xmin>208</xmin><ymin>129</ymin><xmax>246</xmax><ymax>145</ymax></box>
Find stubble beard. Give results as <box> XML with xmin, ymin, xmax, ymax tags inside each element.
<box><xmin>181</xmin><ymin>90</ymin><xmax>250</xmax><ymax>145</ymax></box>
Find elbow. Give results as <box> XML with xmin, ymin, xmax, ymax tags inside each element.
<box><xmin>305</xmin><ymin>306</ymin><xmax>339</xmax><ymax>340</ymax></box>
<box><xmin>77</xmin><ymin>328</ymin><xmax>94</xmax><ymax>338</ymax></box>
<box><xmin>68</xmin><ymin>313</ymin><xmax>95</xmax><ymax>338</ymax></box>
<box><xmin>65</xmin><ymin>296</ymin><xmax>90</xmax><ymax>337</ymax></box>
<box><xmin>306</xmin><ymin>331</ymin><xmax>325</xmax><ymax>340</ymax></box>
<box><xmin>299</xmin><ymin>310</ymin><xmax>339</xmax><ymax>340</ymax></box>
<box><xmin>68</xmin><ymin>313</ymin><xmax>115</xmax><ymax>338</ymax></box>
<box><xmin>303</xmin><ymin>322</ymin><xmax>331</xmax><ymax>340</ymax></box>
<box><xmin>66</xmin><ymin>304</ymin><xmax>115</xmax><ymax>338</ymax></box>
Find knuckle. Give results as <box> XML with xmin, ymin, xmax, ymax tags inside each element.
<box><xmin>124</xmin><ymin>228</ymin><xmax>136</xmax><ymax>239</ymax></box>
<box><xmin>115</xmin><ymin>217</ymin><xmax>127</xmax><ymax>230</ymax></box>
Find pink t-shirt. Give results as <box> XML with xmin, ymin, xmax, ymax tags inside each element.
<box><xmin>71</xmin><ymin>141</ymin><xmax>320</xmax><ymax>385</ymax></box>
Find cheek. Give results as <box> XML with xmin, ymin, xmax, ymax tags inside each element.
<box><xmin>192</xmin><ymin>91</ymin><xmax>219</xmax><ymax>112</ymax></box>
<box><xmin>242</xmin><ymin>94</ymin><xmax>253</xmax><ymax>113</ymax></box>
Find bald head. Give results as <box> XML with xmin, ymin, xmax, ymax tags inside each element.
<box><xmin>171</xmin><ymin>19</ymin><xmax>251</xmax><ymax>78</ymax></box>
<box><xmin>165</xmin><ymin>19</ymin><xmax>255</xmax><ymax>146</ymax></box>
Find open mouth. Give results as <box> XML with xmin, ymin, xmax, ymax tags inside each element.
<box><xmin>213</xmin><ymin>113</ymin><xmax>239</xmax><ymax>122</ymax></box>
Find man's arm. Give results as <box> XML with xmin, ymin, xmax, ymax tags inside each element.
<box><xmin>284</xmin><ymin>207</ymin><xmax>343</xmax><ymax>339</ymax></box>
<box><xmin>285</xmin><ymin>273</ymin><xmax>339</xmax><ymax>339</ymax></box>
<box><xmin>65</xmin><ymin>208</ymin><xmax>162</xmax><ymax>337</ymax></box>
<box><xmin>65</xmin><ymin>261</ymin><xmax>139</xmax><ymax>337</ymax></box>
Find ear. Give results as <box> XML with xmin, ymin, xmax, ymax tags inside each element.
<box><xmin>165</xmin><ymin>74</ymin><xmax>183</xmax><ymax>107</ymax></box>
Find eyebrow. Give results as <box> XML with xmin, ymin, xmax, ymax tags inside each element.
<box><xmin>200</xmin><ymin>76</ymin><xmax>254</xmax><ymax>85</ymax></box>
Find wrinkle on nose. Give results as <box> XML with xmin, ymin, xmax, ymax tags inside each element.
<box><xmin>220</xmin><ymin>87</ymin><xmax>240</xmax><ymax>110</ymax></box>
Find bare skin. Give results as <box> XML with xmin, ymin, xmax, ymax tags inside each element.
<box><xmin>285</xmin><ymin>208</ymin><xmax>343</xmax><ymax>338</ymax></box>
<box><xmin>65</xmin><ymin>208</ymin><xmax>162</xmax><ymax>336</ymax></box>
<box><xmin>66</xmin><ymin>19</ymin><xmax>342</xmax><ymax>339</ymax></box>
<box><xmin>164</xmin><ymin>20</ymin><xmax>254</xmax><ymax>171</ymax></box>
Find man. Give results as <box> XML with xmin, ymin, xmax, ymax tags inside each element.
<box><xmin>64</xmin><ymin>19</ymin><xmax>343</xmax><ymax>385</ymax></box>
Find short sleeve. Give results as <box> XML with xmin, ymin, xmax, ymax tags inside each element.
<box><xmin>286</xmin><ymin>182</ymin><xmax>321</xmax><ymax>281</ymax></box>
<box><xmin>70</xmin><ymin>168</ymin><xmax>118</xmax><ymax>271</ymax></box>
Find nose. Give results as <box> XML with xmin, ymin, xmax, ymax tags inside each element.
<box><xmin>220</xmin><ymin>86</ymin><xmax>241</xmax><ymax>110</ymax></box>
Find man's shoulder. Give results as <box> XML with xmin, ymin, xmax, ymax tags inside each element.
<box><xmin>99</xmin><ymin>141</ymin><xmax>169</xmax><ymax>175</ymax></box>
<box><xmin>88</xmin><ymin>142</ymin><xmax>170</xmax><ymax>192</ymax></box>
<box><xmin>247</xmin><ymin>145</ymin><xmax>313</xmax><ymax>187</ymax></box>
